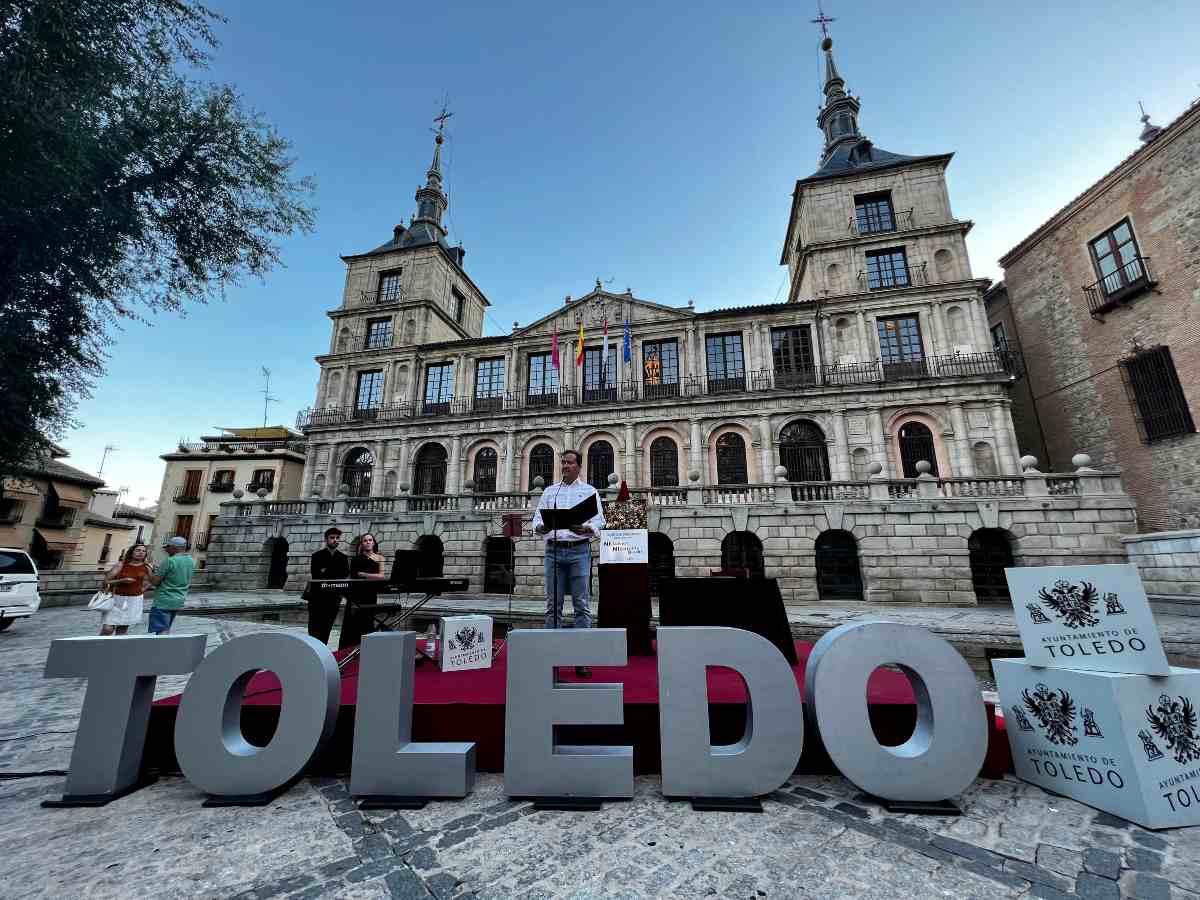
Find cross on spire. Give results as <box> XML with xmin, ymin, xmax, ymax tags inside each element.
<box><xmin>434</xmin><ymin>104</ymin><xmax>453</xmax><ymax>137</ymax></box>
<box><xmin>811</xmin><ymin>1</ymin><xmax>835</xmax><ymax>39</ymax></box>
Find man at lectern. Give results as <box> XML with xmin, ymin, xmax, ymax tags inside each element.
<box><xmin>306</xmin><ymin>526</ymin><xmax>350</xmax><ymax>644</ymax></box>
<box><xmin>532</xmin><ymin>449</ymin><xmax>606</xmax><ymax>677</ymax></box>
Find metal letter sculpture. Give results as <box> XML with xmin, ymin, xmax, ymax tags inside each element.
<box><xmin>657</xmin><ymin>627</ymin><xmax>803</xmax><ymax>798</ymax></box>
<box><xmin>503</xmin><ymin>629</ymin><xmax>633</xmax><ymax>798</ymax></box>
<box><xmin>43</xmin><ymin>635</ymin><xmax>206</xmax><ymax>801</ymax></box>
<box><xmin>804</xmin><ymin>621</ymin><xmax>987</xmax><ymax>802</ymax></box>
<box><xmin>174</xmin><ymin>632</ymin><xmax>340</xmax><ymax>798</ymax></box>
<box><xmin>351</xmin><ymin>632</ymin><xmax>476</xmax><ymax>798</ymax></box>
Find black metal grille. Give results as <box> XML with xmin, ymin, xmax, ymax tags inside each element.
<box><xmin>716</xmin><ymin>432</ymin><xmax>748</xmax><ymax>484</ymax></box>
<box><xmin>587</xmin><ymin>440</ymin><xmax>614</xmax><ymax>490</ymax></box>
<box><xmin>721</xmin><ymin>532</ymin><xmax>764</xmax><ymax>578</ymax></box>
<box><xmin>779</xmin><ymin>420</ymin><xmax>830</xmax><ymax>485</ymax></box>
<box><xmin>968</xmin><ymin>529</ymin><xmax>1013</xmax><ymax>604</ymax></box>
<box><xmin>815</xmin><ymin>531</ymin><xmax>864</xmax><ymax>601</ymax></box>
<box><xmin>413</xmin><ymin>445</ymin><xmax>447</xmax><ymax>495</ymax></box>
<box><xmin>1120</xmin><ymin>345</ymin><xmax>1196</xmax><ymax>443</ymax></box>
<box><xmin>342</xmin><ymin>447</ymin><xmax>374</xmax><ymax>497</ymax></box>
<box><xmin>528</xmin><ymin>443</ymin><xmax>554</xmax><ymax>488</ymax></box>
<box><xmin>898</xmin><ymin>422</ymin><xmax>938</xmax><ymax>478</ymax></box>
<box><xmin>473</xmin><ymin>447</ymin><xmax>498</xmax><ymax>493</ymax></box>
<box><xmin>649</xmin><ymin>436</ymin><xmax>679</xmax><ymax>487</ymax></box>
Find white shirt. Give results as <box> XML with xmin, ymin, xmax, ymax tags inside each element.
<box><xmin>531</xmin><ymin>479</ymin><xmax>606</xmax><ymax>544</ymax></box>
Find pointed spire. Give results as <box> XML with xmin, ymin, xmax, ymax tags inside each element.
<box><xmin>412</xmin><ymin>106</ymin><xmax>452</xmax><ymax>233</ymax></box>
<box><xmin>1138</xmin><ymin>101</ymin><xmax>1163</xmax><ymax>144</ymax></box>
<box><xmin>815</xmin><ymin>34</ymin><xmax>863</xmax><ymax>159</ymax></box>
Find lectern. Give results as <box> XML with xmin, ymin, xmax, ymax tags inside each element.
<box><xmin>596</xmin><ymin>529</ymin><xmax>653</xmax><ymax>655</ymax></box>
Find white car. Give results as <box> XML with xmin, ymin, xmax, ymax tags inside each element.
<box><xmin>0</xmin><ymin>548</ymin><xmax>40</xmax><ymax>631</ymax></box>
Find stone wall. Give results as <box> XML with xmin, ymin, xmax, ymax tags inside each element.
<box><xmin>206</xmin><ymin>481</ymin><xmax>1137</xmax><ymax>607</ymax></box>
<box><xmin>1122</xmin><ymin>528</ymin><xmax>1200</xmax><ymax>616</ymax></box>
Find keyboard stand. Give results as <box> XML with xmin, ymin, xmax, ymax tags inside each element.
<box><xmin>336</xmin><ymin>588</ymin><xmax>437</xmax><ymax>672</ymax></box>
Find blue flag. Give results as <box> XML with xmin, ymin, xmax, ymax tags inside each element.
<box><xmin>622</xmin><ymin>319</ymin><xmax>632</xmax><ymax>363</ymax></box>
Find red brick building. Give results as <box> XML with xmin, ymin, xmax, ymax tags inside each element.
<box><xmin>996</xmin><ymin>102</ymin><xmax>1200</xmax><ymax>531</ymax></box>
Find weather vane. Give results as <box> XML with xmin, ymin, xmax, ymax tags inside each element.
<box><xmin>811</xmin><ymin>1</ymin><xmax>835</xmax><ymax>38</ymax></box>
<box><xmin>433</xmin><ymin>102</ymin><xmax>453</xmax><ymax>138</ymax></box>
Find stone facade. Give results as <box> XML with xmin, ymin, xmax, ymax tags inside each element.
<box><xmin>1122</xmin><ymin>528</ymin><xmax>1200</xmax><ymax>616</ymax></box>
<box><xmin>998</xmin><ymin>101</ymin><xmax>1200</xmax><ymax>532</ymax></box>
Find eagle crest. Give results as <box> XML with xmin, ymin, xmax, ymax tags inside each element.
<box><xmin>1146</xmin><ymin>694</ymin><xmax>1200</xmax><ymax>765</ymax></box>
<box><xmin>1036</xmin><ymin>579</ymin><xmax>1100</xmax><ymax>629</ymax></box>
<box><xmin>1022</xmin><ymin>682</ymin><xmax>1078</xmax><ymax>746</ymax></box>
<box><xmin>448</xmin><ymin>625</ymin><xmax>483</xmax><ymax>651</ymax></box>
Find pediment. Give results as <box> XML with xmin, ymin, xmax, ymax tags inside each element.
<box><xmin>515</xmin><ymin>289</ymin><xmax>694</xmax><ymax>337</ymax></box>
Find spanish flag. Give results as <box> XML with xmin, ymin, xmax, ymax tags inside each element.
<box><xmin>575</xmin><ymin>320</ymin><xmax>585</xmax><ymax>366</ymax></box>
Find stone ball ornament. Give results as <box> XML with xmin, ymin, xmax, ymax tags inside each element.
<box><xmin>915</xmin><ymin>460</ymin><xmax>932</xmax><ymax>475</ymax></box>
<box><xmin>774</xmin><ymin>465</ymin><xmax>788</xmax><ymax>479</ymax></box>
<box><xmin>607</xmin><ymin>472</ymin><xmax>619</xmax><ymax>486</ymax></box>
<box><xmin>1020</xmin><ymin>455</ymin><xmax>1039</xmax><ymax>471</ymax></box>
<box><xmin>687</xmin><ymin>468</ymin><xmax>701</xmax><ymax>483</ymax></box>
<box><xmin>533</xmin><ymin>476</ymin><xmax>545</xmax><ymax>489</ymax></box>
<box><xmin>338</xmin><ymin>484</ymin><xmax>350</xmax><ymax>497</ymax></box>
<box><xmin>868</xmin><ymin>461</ymin><xmax>883</xmax><ymax>476</ymax></box>
<box><xmin>231</xmin><ymin>488</ymin><xmax>244</xmax><ymax>499</ymax></box>
<box><xmin>1072</xmin><ymin>453</ymin><xmax>1093</xmax><ymax>469</ymax></box>
<box><xmin>256</xmin><ymin>487</ymin><xmax>269</xmax><ymax>498</ymax></box>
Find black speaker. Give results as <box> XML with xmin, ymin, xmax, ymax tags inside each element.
<box><xmin>391</xmin><ymin>549</ymin><xmax>421</xmax><ymax>587</ymax></box>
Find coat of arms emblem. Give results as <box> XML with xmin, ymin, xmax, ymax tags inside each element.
<box><xmin>1035</xmin><ymin>579</ymin><xmax>1100</xmax><ymax>629</ymax></box>
<box><xmin>1138</xmin><ymin>729</ymin><xmax>1165</xmax><ymax>762</ymax></box>
<box><xmin>448</xmin><ymin>625</ymin><xmax>484</xmax><ymax>652</ymax></box>
<box><xmin>1026</xmin><ymin>603</ymin><xmax>1051</xmax><ymax>624</ymax></box>
<box><xmin>1082</xmin><ymin>708</ymin><xmax>1103</xmax><ymax>738</ymax></box>
<box><xmin>1010</xmin><ymin>706</ymin><xmax>1034</xmax><ymax>732</ymax></box>
<box><xmin>1103</xmin><ymin>592</ymin><xmax>1127</xmax><ymax>615</ymax></box>
<box><xmin>1145</xmin><ymin>694</ymin><xmax>1200</xmax><ymax>765</ymax></box>
<box><xmin>1022</xmin><ymin>682</ymin><xmax>1078</xmax><ymax>746</ymax></box>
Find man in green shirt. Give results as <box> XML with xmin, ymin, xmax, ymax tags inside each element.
<box><xmin>147</xmin><ymin>536</ymin><xmax>196</xmax><ymax>634</ymax></box>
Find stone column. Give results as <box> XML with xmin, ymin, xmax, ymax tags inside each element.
<box><xmin>505</xmin><ymin>347</ymin><xmax>517</xmax><ymax>400</ymax></box>
<box><xmin>989</xmin><ymin>400</ymin><xmax>1018</xmax><ymax>474</ymax></box>
<box><xmin>371</xmin><ymin>440</ymin><xmax>386</xmax><ymax>496</ymax></box>
<box><xmin>623</xmin><ymin>423</ymin><xmax>636</xmax><ymax>487</ymax></box>
<box><xmin>746</xmin><ymin>324</ymin><xmax>761</xmax><ymax>374</ymax></box>
<box><xmin>502</xmin><ymin>430</ymin><xmax>516</xmax><ymax>492</ymax></box>
<box><xmin>868</xmin><ymin>406</ymin><xmax>889</xmax><ymax>476</ymax></box>
<box><xmin>758</xmin><ymin>415</ymin><xmax>773</xmax><ymax>483</ymax></box>
<box><xmin>855</xmin><ymin>309</ymin><xmax>870</xmax><ymax>363</ymax></box>
<box><xmin>831</xmin><ymin>409</ymin><xmax>850</xmax><ymax>480</ymax></box>
<box><xmin>448</xmin><ymin>434</ymin><xmax>463</xmax><ymax>495</ymax></box>
<box><xmin>396</xmin><ymin>437</ymin><xmax>410</xmax><ymax>490</ymax></box>
<box><xmin>931</xmin><ymin>300</ymin><xmax>950</xmax><ymax>356</ymax></box>
<box><xmin>947</xmin><ymin>401</ymin><xmax>974</xmax><ymax>477</ymax></box>
<box><xmin>563</xmin><ymin>425</ymin><xmax>575</xmax><ymax>453</ymax></box>
<box><xmin>970</xmin><ymin>295</ymin><xmax>991</xmax><ymax>352</ymax></box>
<box><xmin>454</xmin><ymin>353</ymin><xmax>468</xmax><ymax>400</ymax></box>
<box><xmin>325</xmin><ymin>442</ymin><xmax>341</xmax><ymax>497</ymax></box>
<box><xmin>407</xmin><ymin>357</ymin><xmax>421</xmax><ymax>408</ymax></box>
<box><xmin>685</xmin><ymin>325</ymin><xmax>698</xmax><ymax>378</ymax></box>
<box><xmin>689</xmin><ymin>419</ymin><xmax>703</xmax><ymax>481</ymax></box>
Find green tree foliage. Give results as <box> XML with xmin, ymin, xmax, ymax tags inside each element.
<box><xmin>0</xmin><ymin>1</ymin><xmax>316</xmax><ymax>483</ymax></box>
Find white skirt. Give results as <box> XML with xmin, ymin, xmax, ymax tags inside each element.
<box><xmin>101</xmin><ymin>594</ymin><xmax>144</xmax><ymax>627</ymax></box>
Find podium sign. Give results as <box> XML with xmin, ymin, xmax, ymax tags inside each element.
<box><xmin>600</xmin><ymin>529</ymin><xmax>648</xmax><ymax>565</ymax></box>
<box><xmin>995</xmin><ymin>659</ymin><xmax>1200</xmax><ymax>829</ymax></box>
<box><xmin>1005</xmin><ymin>565</ymin><xmax>1169</xmax><ymax>675</ymax></box>
<box><xmin>438</xmin><ymin>616</ymin><xmax>493</xmax><ymax>672</ymax></box>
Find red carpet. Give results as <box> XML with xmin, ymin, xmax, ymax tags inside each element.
<box><xmin>148</xmin><ymin>640</ymin><xmax>1007</xmax><ymax>777</ymax></box>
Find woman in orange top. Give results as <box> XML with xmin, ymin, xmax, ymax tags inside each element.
<box><xmin>99</xmin><ymin>543</ymin><xmax>152</xmax><ymax>635</ymax></box>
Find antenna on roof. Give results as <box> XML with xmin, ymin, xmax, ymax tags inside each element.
<box><xmin>98</xmin><ymin>444</ymin><xmax>118</xmax><ymax>476</ymax></box>
<box><xmin>260</xmin><ymin>367</ymin><xmax>278</xmax><ymax>427</ymax></box>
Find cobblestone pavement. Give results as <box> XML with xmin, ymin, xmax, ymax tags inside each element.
<box><xmin>3</xmin><ymin>608</ymin><xmax>1200</xmax><ymax>899</ymax></box>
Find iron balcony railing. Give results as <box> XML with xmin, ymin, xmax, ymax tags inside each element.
<box><xmin>173</xmin><ymin>487</ymin><xmax>202</xmax><ymax>504</ymax></box>
<box><xmin>858</xmin><ymin>261</ymin><xmax>929</xmax><ymax>291</ymax></box>
<box><xmin>1084</xmin><ymin>256</ymin><xmax>1155</xmax><ymax>316</ymax></box>
<box><xmin>847</xmin><ymin>207</ymin><xmax>915</xmax><ymax>236</ymax></box>
<box><xmin>209</xmin><ymin>480</ymin><xmax>235</xmax><ymax>493</ymax></box>
<box><xmin>36</xmin><ymin>509</ymin><xmax>76</xmax><ymax>529</ymax></box>
<box><xmin>175</xmin><ymin>440</ymin><xmax>306</xmax><ymax>454</ymax></box>
<box><xmin>296</xmin><ymin>351</ymin><xmax>1022</xmax><ymax>429</ymax></box>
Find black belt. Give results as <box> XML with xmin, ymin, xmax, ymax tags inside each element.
<box><xmin>547</xmin><ymin>539</ymin><xmax>587</xmax><ymax>548</ymax></box>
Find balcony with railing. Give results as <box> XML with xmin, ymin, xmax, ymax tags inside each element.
<box><xmin>173</xmin><ymin>487</ymin><xmax>202</xmax><ymax>505</ymax></box>
<box><xmin>209</xmin><ymin>480</ymin><xmax>236</xmax><ymax>494</ymax></box>
<box><xmin>246</xmin><ymin>479</ymin><xmax>275</xmax><ymax>495</ymax></box>
<box><xmin>1084</xmin><ymin>256</ymin><xmax>1156</xmax><ymax>317</ymax></box>
<box><xmin>35</xmin><ymin>506</ymin><xmax>77</xmax><ymax>529</ymax></box>
<box><xmin>847</xmin><ymin>207</ymin><xmax>915</xmax><ymax>236</ymax></box>
<box><xmin>297</xmin><ymin>351</ymin><xmax>1022</xmax><ymax>430</ymax></box>
<box><xmin>174</xmin><ymin>440</ymin><xmax>306</xmax><ymax>455</ymax></box>
<box><xmin>858</xmin><ymin>260</ymin><xmax>929</xmax><ymax>292</ymax></box>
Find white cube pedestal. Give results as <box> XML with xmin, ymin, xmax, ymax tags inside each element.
<box><xmin>438</xmin><ymin>616</ymin><xmax>494</xmax><ymax>672</ymax></box>
<box><xmin>995</xmin><ymin>659</ymin><xmax>1200</xmax><ymax>829</ymax></box>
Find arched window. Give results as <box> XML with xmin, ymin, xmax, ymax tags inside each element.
<box><xmin>969</xmin><ymin>529</ymin><xmax>1014</xmax><ymax>604</ymax></box>
<box><xmin>721</xmin><ymin>531</ymin><xmax>764</xmax><ymax>578</ymax></box>
<box><xmin>898</xmin><ymin>421</ymin><xmax>938</xmax><ymax>478</ymax></box>
<box><xmin>587</xmin><ymin>440</ymin><xmax>614</xmax><ymax>490</ymax></box>
<box><xmin>342</xmin><ymin>447</ymin><xmax>374</xmax><ymax>497</ymax></box>
<box><xmin>778</xmin><ymin>420</ymin><xmax>831</xmax><ymax>482</ymax></box>
<box><xmin>648</xmin><ymin>532</ymin><xmax>675</xmax><ymax>596</ymax></box>
<box><xmin>715</xmin><ymin>432</ymin><xmax>748</xmax><ymax>485</ymax></box>
<box><xmin>528</xmin><ymin>443</ymin><xmax>554</xmax><ymax>489</ymax></box>
<box><xmin>413</xmin><ymin>444</ymin><xmax>448</xmax><ymax>495</ymax></box>
<box><xmin>850</xmin><ymin>448</ymin><xmax>871</xmax><ymax>481</ymax></box>
<box><xmin>649</xmin><ymin>436</ymin><xmax>679</xmax><ymax>487</ymax></box>
<box><xmin>815</xmin><ymin>530</ymin><xmax>864</xmax><ymax>601</ymax></box>
<box><xmin>973</xmin><ymin>441</ymin><xmax>998</xmax><ymax>477</ymax></box>
<box><xmin>484</xmin><ymin>536</ymin><xmax>514</xmax><ymax>592</ymax></box>
<box><xmin>473</xmin><ymin>447</ymin><xmax>498</xmax><ymax>493</ymax></box>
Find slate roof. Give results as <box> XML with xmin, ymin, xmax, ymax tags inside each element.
<box><xmin>801</xmin><ymin>139</ymin><xmax>950</xmax><ymax>184</ymax></box>
<box><xmin>358</xmin><ymin>221</ymin><xmax>449</xmax><ymax>257</ymax></box>
<box><xmin>31</xmin><ymin>457</ymin><xmax>105</xmax><ymax>488</ymax></box>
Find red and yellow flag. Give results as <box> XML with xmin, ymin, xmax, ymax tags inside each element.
<box><xmin>575</xmin><ymin>320</ymin><xmax>585</xmax><ymax>366</ymax></box>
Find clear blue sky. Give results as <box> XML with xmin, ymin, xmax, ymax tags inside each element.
<box><xmin>62</xmin><ymin>0</ymin><xmax>1200</xmax><ymax>505</ymax></box>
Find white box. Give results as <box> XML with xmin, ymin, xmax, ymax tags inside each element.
<box><xmin>1005</xmin><ymin>565</ymin><xmax>1169</xmax><ymax>675</ymax></box>
<box><xmin>995</xmin><ymin>658</ymin><xmax>1200</xmax><ymax>829</ymax></box>
<box><xmin>438</xmin><ymin>615</ymin><xmax>493</xmax><ymax>672</ymax></box>
<box><xmin>599</xmin><ymin>529</ymin><xmax>648</xmax><ymax>565</ymax></box>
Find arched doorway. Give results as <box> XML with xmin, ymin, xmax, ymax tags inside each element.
<box><xmin>721</xmin><ymin>531</ymin><xmax>764</xmax><ymax>578</ymax></box>
<box><xmin>779</xmin><ymin>421</ymin><xmax>831</xmax><ymax>497</ymax></box>
<box><xmin>266</xmin><ymin>537</ymin><xmax>289</xmax><ymax>589</ymax></box>
<box><xmin>473</xmin><ymin>447</ymin><xmax>498</xmax><ymax>493</ymax></box>
<box><xmin>649</xmin><ymin>437</ymin><xmax>679</xmax><ymax>487</ymax></box>
<box><xmin>716</xmin><ymin>432</ymin><xmax>748</xmax><ymax>484</ymax></box>
<box><xmin>484</xmin><ymin>536</ymin><xmax>514</xmax><ymax>593</ymax></box>
<box><xmin>969</xmin><ymin>529</ymin><xmax>1014</xmax><ymax>604</ymax></box>
<box><xmin>528</xmin><ymin>443</ymin><xmax>554</xmax><ymax>489</ymax></box>
<box><xmin>898</xmin><ymin>421</ymin><xmax>938</xmax><ymax>478</ymax></box>
<box><xmin>587</xmin><ymin>440</ymin><xmax>614</xmax><ymax>490</ymax></box>
<box><xmin>648</xmin><ymin>532</ymin><xmax>675</xmax><ymax>596</ymax></box>
<box><xmin>815</xmin><ymin>530</ymin><xmax>864</xmax><ymax>601</ymax></box>
<box><xmin>342</xmin><ymin>447</ymin><xmax>374</xmax><ymax>497</ymax></box>
<box><xmin>415</xmin><ymin>534</ymin><xmax>444</xmax><ymax>578</ymax></box>
<box><xmin>413</xmin><ymin>444</ymin><xmax>448</xmax><ymax>495</ymax></box>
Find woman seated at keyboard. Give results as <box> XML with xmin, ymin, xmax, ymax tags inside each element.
<box><xmin>342</xmin><ymin>533</ymin><xmax>388</xmax><ymax>650</ymax></box>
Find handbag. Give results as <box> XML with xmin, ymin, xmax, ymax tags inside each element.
<box><xmin>87</xmin><ymin>590</ymin><xmax>115</xmax><ymax>612</ymax></box>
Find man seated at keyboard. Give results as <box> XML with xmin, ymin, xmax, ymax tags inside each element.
<box><xmin>306</xmin><ymin>527</ymin><xmax>350</xmax><ymax>644</ymax></box>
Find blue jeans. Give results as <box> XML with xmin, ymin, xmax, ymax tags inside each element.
<box><xmin>543</xmin><ymin>541</ymin><xmax>592</xmax><ymax>629</ymax></box>
<box><xmin>148</xmin><ymin>607</ymin><xmax>178</xmax><ymax>634</ymax></box>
